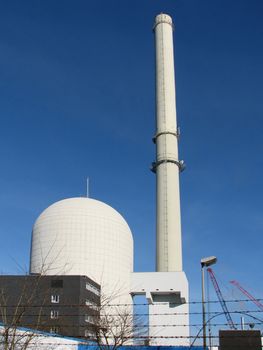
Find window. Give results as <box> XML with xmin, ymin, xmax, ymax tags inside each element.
<box><xmin>85</xmin><ymin>282</ymin><xmax>100</xmax><ymax>296</ymax></box>
<box><xmin>85</xmin><ymin>329</ymin><xmax>95</xmax><ymax>338</ymax></box>
<box><xmin>51</xmin><ymin>295</ymin><xmax>60</xmax><ymax>303</ymax></box>
<box><xmin>50</xmin><ymin>326</ymin><xmax>59</xmax><ymax>334</ymax></box>
<box><xmin>51</xmin><ymin>279</ymin><xmax>63</xmax><ymax>288</ymax></box>
<box><xmin>85</xmin><ymin>299</ymin><xmax>99</xmax><ymax>310</ymax></box>
<box><xmin>50</xmin><ymin>310</ymin><xmax>59</xmax><ymax>319</ymax></box>
<box><xmin>85</xmin><ymin>314</ymin><xmax>95</xmax><ymax>323</ymax></box>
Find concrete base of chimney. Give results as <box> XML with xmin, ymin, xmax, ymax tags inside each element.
<box><xmin>131</xmin><ymin>271</ymin><xmax>189</xmax><ymax>346</ymax></box>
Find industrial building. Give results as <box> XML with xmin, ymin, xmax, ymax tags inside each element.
<box><xmin>0</xmin><ymin>275</ymin><xmax>100</xmax><ymax>338</ymax></box>
<box><xmin>28</xmin><ymin>13</ymin><xmax>189</xmax><ymax>346</ymax></box>
<box><xmin>1</xmin><ymin>13</ymin><xmax>189</xmax><ymax>346</ymax></box>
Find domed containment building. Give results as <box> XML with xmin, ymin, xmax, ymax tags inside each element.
<box><xmin>30</xmin><ymin>197</ymin><xmax>133</xmax><ymax>304</ymax></box>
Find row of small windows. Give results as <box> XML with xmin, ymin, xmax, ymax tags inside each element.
<box><xmin>51</xmin><ymin>294</ymin><xmax>99</xmax><ymax>307</ymax></box>
<box><xmin>50</xmin><ymin>311</ymin><xmax>98</xmax><ymax>323</ymax></box>
<box><xmin>50</xmin><ymin>284</ymin><xmax>100</xmax><ymax>304</ymax></box>
<box><xmin>51</xmin><ymin>279</ymin><xmax>101</xmax><ymax>294</ymax></box>
<box><xmin>50</xmin><ymin>309</ymin><xmax>99</xmax><ymax>322</ymax></box>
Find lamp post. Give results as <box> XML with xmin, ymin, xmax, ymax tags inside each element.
<box><xmin>201</xmin><ymin>256</ymin><xmax>217</xmax><ymax>349</ymax></box>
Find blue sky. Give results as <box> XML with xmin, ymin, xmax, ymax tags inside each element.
<box><xmin>0</xmin><ymin>0</ymin><xmax>263</xmax><ymax>336</ymax></box>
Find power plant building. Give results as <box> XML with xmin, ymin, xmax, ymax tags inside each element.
<box><xmin>2</xmin><ymin>13</ymin><xmax>189</xmax><ymax>346</ymax></box>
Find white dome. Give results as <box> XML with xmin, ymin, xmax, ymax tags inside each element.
<box><xmin>30</xmin><ymin>197</ymin><xmax>133</xmax><ymax>301</ymax></box>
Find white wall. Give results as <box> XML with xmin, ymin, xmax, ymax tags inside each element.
<box><xmin>131</xmin><ymin>271</ymin><xmax>190</xmax><ymax>346</ymax></box>
<box><xmin>30</xmin><ymin>197</ymin><xmax>134</xmax><ymax>305</ymax></box>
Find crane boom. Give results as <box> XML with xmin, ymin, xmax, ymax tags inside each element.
<box><xmin>230</xmin><ymin>280</ymin><xmax>263</xmax><ymax>312</ymax></box>
<box><xmin>207</xmin><ymin>268</ymin><xmax>236</xmax><ymax>329</ymax></box>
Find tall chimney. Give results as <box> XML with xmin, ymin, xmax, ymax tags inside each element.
<box><xmin>153</xmin><ymin>13</ymin><xmax>183</xmax><ymax>272</ymax></box>
<box><xmin>130</xmin><ymin>15</ymin><xmax>189</xmax><ymax>346</ymax></box>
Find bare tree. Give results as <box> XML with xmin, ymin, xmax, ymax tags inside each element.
<box><xmin>0</xmin><ymin>269</ymin><xmax>147</xmax><ymax>349</ymax></box>
<box><xmin>0</xmin><ymin>273</ymin><xmax>52</xmax><ymax>350</ymax></box>
<box><xmin>88</xmin><ymin>291</ymin><xmax>148</xmax><ymax>350</ymax></box>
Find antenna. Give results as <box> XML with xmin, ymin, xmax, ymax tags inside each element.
<box><xmin>86</xmin><ymin>177</ymin><xmax>90</xmax><ymax>198</ymax></box>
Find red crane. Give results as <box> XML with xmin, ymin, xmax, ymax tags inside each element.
<box><xmin>207</xmin><ymin>268</ymin><xmax>236</xmax><ymax>329</ymax></box>
<box><xmin>230</xmin><ymin>280</ymin><xmax>263</xmax><ymax>312</ymax></box>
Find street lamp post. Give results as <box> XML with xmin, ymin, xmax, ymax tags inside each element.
<box><xmin>201</xmin><ymin>256</ymin><xmax>217</xmax><ymax>350</ymax></box>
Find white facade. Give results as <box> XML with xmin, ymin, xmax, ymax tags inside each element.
<box><xmin>30</xmin><ymin>197</ymin><xmax>133</xmax><ymax>304</ymax></box>
<box><xmin>131</xmin><ymin>272</ymin><xmax>189</xmax><ymax>346</ymax></box>
<box><xmin>154</xmin><ymin>13</ymin><xmax>183</xmax><ymax>272</ymax></box>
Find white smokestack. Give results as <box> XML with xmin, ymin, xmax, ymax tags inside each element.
<box><xmin>131</xmin><ymin>15</ymin><xmax>190</xmax><ymax>346</ymax></box>
<box><xmin>153</xmin><ymin>13</ymin><xmax>183</xmax><ymax>272</ymax></box>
